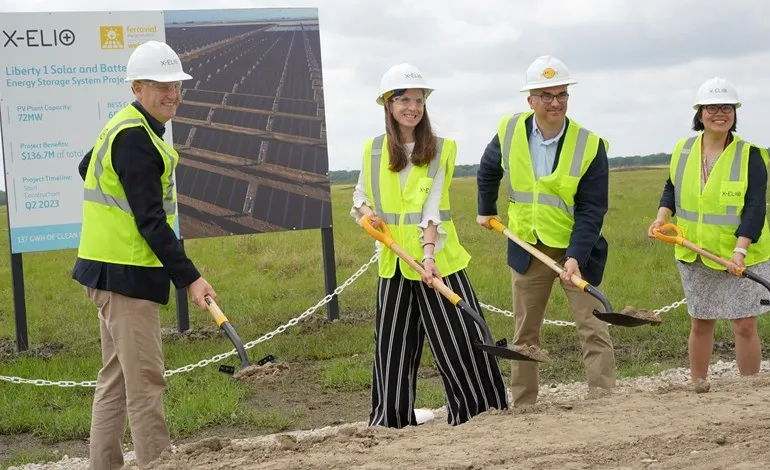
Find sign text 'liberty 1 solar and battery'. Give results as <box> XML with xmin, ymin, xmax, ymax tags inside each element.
<box><xmin>0</xmin><ymin>8</ymin><xmax>331</xmax><ymax>254</ymax></box>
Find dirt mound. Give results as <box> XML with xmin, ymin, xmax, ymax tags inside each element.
<box><xmin>132</xmin><ymin>372</ymin><xmax>770</xmax><ymax>470</ymax></box>
<box><xmin>0</xmin><ymin>340</ymin><xmax>64</xmax><ymax>362</ymax></box>
<box><xmin>160</xmin><ymin>327</ymin><xmax>222</xmax><ymax>342</ymax></box>
<box><xmin>233</xmin><ymin>361</ymin><xmax>290</xmax><ymax>384</ymax></box>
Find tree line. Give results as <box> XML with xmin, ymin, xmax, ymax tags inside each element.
<box><xmin>329</xmin><ymin>152</ymin><xmax>676</xmax><ymax>184</ymax></box>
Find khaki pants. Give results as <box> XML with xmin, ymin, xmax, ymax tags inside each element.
<box><xmin>86</xmin><ymin>288</ymin><xmax>170</xmax><ymax>469</ymax></box>
<box><xmin>509</xmin><ymin>244</ymin><xmax>616</xmax><ymax>405</ymax></box>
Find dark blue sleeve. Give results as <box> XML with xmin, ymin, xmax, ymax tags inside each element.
<box><xmin>658</xmin><ymin>177</ymin><xmax>676</xmax><ymax>214</ymax></box>
<box><xmin>476</xmin><ymin>133</ymin><xmax>504</xmax><ymax>216</ymax></box>
<box><xmin>78</xmin><ymin>149</ymin><xmax>93</xmax><ymax>181</ymax></box>
<box><xmin>736</xmin><ymin>146</ymin><xmax>768</xmax><ymax>242</ymax></box>
<box><xmin>565</xmin><ymin>139</ymin><xmax>608</xmax><ymax>264</ymax></box>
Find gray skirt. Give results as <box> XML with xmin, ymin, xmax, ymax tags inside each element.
<box><xmin>677</xmin><ymin>258</ymin><xmax>770</xmax><ymax>320</ymax></box>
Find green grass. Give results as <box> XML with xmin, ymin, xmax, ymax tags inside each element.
<box><xmin>322</xmin><ymin>356</ymin><xmax>371</xmax><ymax>392</ymax></box>
<box><xmin>1</xmin><ymin>450</ymin><xmax>63</xmax><ymax>470</ymax></box>
<box><xmin>2</xmin><ymin>167</ymin><xmax>770</xmax><ymax>455</ymax></box>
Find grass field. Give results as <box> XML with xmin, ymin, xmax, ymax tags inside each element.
<box><xmin>1</xmin><ymin>167</ymin><xmax>769</xmax><ymax>467</ymax></box>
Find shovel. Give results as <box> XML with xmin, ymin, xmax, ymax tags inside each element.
<box><xmin>488</xmin><ymin>219</ymin><xmax>661</xmax><ymax>327</ymax></box>
<box><xmin>204</xmin><ymin>295</ymin><xmax>259</xmax><ymax>378</ymax></box>
<box><xmin>653</xmin><ymin>223</ymin><xmax>770</xmax><ymax>295</ymax></box>
<box><xmin>360</xmin><ymin>215</ymin><xmax>546</xmax><ymax>362</ymax></box>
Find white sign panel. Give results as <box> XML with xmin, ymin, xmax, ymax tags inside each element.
<box><xmin>0</xmin><ymin>11</ymin><xmax>166</xmax><ymax>253</ymax></box>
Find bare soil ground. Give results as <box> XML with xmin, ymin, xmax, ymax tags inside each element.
<box><xmin>132</xmin><ymin>372</ymin><xmax>770</xmax><ymax>470</ymax></box>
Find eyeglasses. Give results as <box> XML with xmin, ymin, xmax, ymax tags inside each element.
<box><xmin>141</xmin><ymin>81</ymin><xmax>183</xmax><ymax>93</ymax></box>
<box><xmin>532</xmin><ymin>92</ymin><xmax>569</xmax><ymax>103</ymax></box>
<box><xmin>390</xmin><ymin>95</ymin><xmax>425</xmax><ymax>107</ymax></box>
<box><xmin>703</xmin><ymin>104</ymin><xmax>734</xmax><ymax>114</ymax></box>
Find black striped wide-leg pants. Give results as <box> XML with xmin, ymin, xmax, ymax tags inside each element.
<box><xmin>369</xmin><ymin>267</ymin><xmax>508</xmax><ymax>428</ymax></box>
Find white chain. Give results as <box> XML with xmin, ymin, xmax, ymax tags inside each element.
<box><xmin>0</xmin><ymin>249</ymin><xmax>688</xmax><ymax>388</ymax></box>
<box><xmin>480</xmin><ymin>297</ymin><xmax>687</xmax><ymax>327</ymax></box>
<box><xmin>479</xmin><ymin>302</ymin><xmax>577</xmax><ymax>327</ymax></box>
<box><xmin>0</xmin><ymin>254</ymin><xmax>379</xmax><ymax>388</ymax></box>
<box><xmin>652</xmin><ymin>298</ymin><xmax>687</xmax><ymax>314</ymax></box>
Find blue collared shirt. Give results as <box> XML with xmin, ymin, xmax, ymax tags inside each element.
<box><xmin>529</xmin><ymin>116</ymin><xmax>566</xmax><ymax>179</ymax></box>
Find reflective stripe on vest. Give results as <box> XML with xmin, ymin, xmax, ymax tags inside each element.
<box><xmin>370</xmin><ymin>134</ymin><xmax>450</xmax><ymax>224</ymax></box>
<box><xmin>501</xmin><ymin>113</ymin><xmax>589</xmax><ymax>215</ymax></box>
<box><xmin>674</xmin><ymin>137</ymin><xmax>744</xmax><ymax>226</ymax></box>
<box><xmin>83</xmin><ymin>118</ymin><xmax>177</xmax><ymax>216</ymax></box>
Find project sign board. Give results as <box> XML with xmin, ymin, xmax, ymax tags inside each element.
<box><xmin>0</xmin><ymin>11</ymin><xmax>166</xmax><ymax>253</ymax></box>
<box><xmin>1</xmin><ymin>8</ymin><xmax>331</xmax><ymax>254</ymax></box>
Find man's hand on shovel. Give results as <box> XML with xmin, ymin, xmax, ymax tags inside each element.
<box><xmin>188</xmin><ymin>277</ymin><xmax>217</xmax><ymax>311</ymax></box>
<box><xmin>559</xmin><ymin>257</ymin><xmax>582</xmax><ymax>288</ymax></box>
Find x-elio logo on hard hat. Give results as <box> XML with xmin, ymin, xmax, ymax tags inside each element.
<box><xmin>404</xmin><ymin>72</ymin><xmax>422</xmax><ymax>79</ymax></box>
<box><xmin>541</xmin><ymin>67</ymin><xmax>558</xmax><ymax>79</ymax></box>
<box><xmin>161</xmin><ymin>58</ymin><xmax>180</xmax><ymax>67</ymax></box>
<box><xmin>709</xmin><ymin>87</ymin><xmax>728</xmax><ymax>94</ymax></box>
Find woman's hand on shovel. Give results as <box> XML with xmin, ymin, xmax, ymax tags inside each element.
<box><xmin>358</xmin><ymin>206</ymin><xmax>381</xmax><ymax>229</ymax></box>
<box><xmin>727</xmin><ymin>251</ymin><xmax>746</xmax><ymax>277</ymax></box>
<box><xmin>422</xmin><ymin>258</ymin><xmax>442</xmax><ymax>287</ymax></box>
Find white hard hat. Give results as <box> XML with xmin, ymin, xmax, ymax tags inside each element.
<box><xmin>376</xmin><ymin>63</ymin><xmax>433</xmax><ymax>105</ymax></box>
<box><xmin>125</xmin><ymin>40</ymin><xmax>192</xmax><ymax>82</ymax></box>
<box><xmin>520</xmin><ymin>55</ymin><xmax>577</xmax><ymax>92</ymax></box>
<box><xmin>693</xmin><ymin>77</ymin><xmax>741</xmax><ymax>109</ymax></box>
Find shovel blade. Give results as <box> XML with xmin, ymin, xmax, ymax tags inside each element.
<box><xmin>474</xmin><ymin>341</ymin><xmax>543</xmax><ymax>362</ymax></box>
<box><xmin>593</xmin><ymin>311</ymin><xmax>660</xmax><ymax>327</ymax></box>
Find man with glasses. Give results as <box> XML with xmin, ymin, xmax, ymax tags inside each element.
<box><xmin>73</xmin><ymin>40</ymin><xmax>217</xmax><ymax>468</ymax></box>
<box><xmin>476</xmin><ymin>55</ymin><xmax>616</xmax><ymax>407</ymax></box>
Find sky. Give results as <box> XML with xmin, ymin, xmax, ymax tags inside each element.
<box><xmin>0</xmin><ymin>0</ymin><xmax>768</xmax><ymax>192</ymax></box>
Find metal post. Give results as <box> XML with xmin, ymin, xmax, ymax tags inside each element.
<box><xmin>10</xmin><ymin>253</ymin><xmax>28</xmax><ymax>352</ymax></box>
<box><xmin>175</xmin><ymin>237</ymin><xmax>190</xmax><ymax>332</ymax></box>
<box><xmin>321</xmin><ymin>226</ymin><xmax>339</xmax><ymax>321</ymax></box>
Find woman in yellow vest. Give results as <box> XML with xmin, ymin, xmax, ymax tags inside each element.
<box><xmin>351</xmin><ymin>63</ymin><xmax>508</xmax><ymax>428</ymax></box>
<box><xmin>648</xmin><ymin>77</ymin><xmax>770</xmax><ymax>392</ymax></box>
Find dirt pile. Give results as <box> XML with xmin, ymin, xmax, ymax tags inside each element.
<box><xmin>134</xmin><ymin>372</ymin><xmax>770</xmax><ymax>470</ymax></box>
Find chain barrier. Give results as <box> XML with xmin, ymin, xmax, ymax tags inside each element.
<box><xmin>1</xmin><ymin>251</ymin><xmax>687</xmax><ymax>388</ymax></box>
<box><xmin>480</xmin><ymin>297</ymin><xmax>688</xmax><ymax>327</ymax></box>
<box><xmin>0</xmin><ymin>254</ymin><xmax>379</xmax><ymax>388</ymax></box>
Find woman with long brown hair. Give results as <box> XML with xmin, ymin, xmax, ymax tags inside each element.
<box><xmin>352</xmin><ymin>63</ymin><xmax>508</xmax><ymax>428</ymax></box>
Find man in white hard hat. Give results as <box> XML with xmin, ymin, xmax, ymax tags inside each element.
<box><xmin>73</xmin><ymin>40</ymin><xmax>217</xmax><ymax>468</ymax></box>
<box><xmin>476</xmin><ymin>55</ymin><xmax>616</xmax><ymax>406</ymax></box>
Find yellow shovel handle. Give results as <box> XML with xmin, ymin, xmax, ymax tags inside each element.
<box><xmin>360</xmin><ymin>214</ymin><xmax>395</xmax><ymax>248</ymax></box>
<box><xmin>652</xmin><ymin>223</ymin><xmax>685</xmax><ymax>245</ymax></box>
<box><xmin>204</xmin><ymin>295</ymin><xmax>228</xmax><ymax>327</ymax></box>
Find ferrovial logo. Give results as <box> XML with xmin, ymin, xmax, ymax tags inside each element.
<box><xmin>126</xmin><ymin>26</ymin><xmax>158</xmax><ymax>34</ymax></box>
<box><xmin>100</xmin><ymin>26</ymin><xmax>124</xmax><ymax>50</ymax></box>
<box><xmin>2</xmin><ymin>29</ymin><xmax>75</xmax><ymax>47</ymax></box>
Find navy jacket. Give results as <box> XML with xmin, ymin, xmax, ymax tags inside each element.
<box><xmin>476</xmin><ymin>114</ymin><xmax>609</xmax><ymax>286</ymax></box>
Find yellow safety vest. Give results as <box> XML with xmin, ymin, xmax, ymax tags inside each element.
<box><xmin>498</xmin><ymin>111</ymin><xmax>605</xmax><ymax>247</ymax></box>
<box><xmin>670</xmin><ymin>133</ymin><xmax>770</xmax><ymax>269</ymax></box>
<box><xmin>78</xmin><ymin>105</ymin><xmax>178</xmax><ymax>267</ymax></box>
<box><xmin>361</xmin><ymin>134</ymin><xmax>471</xmax><ymax>280</ymax></box>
